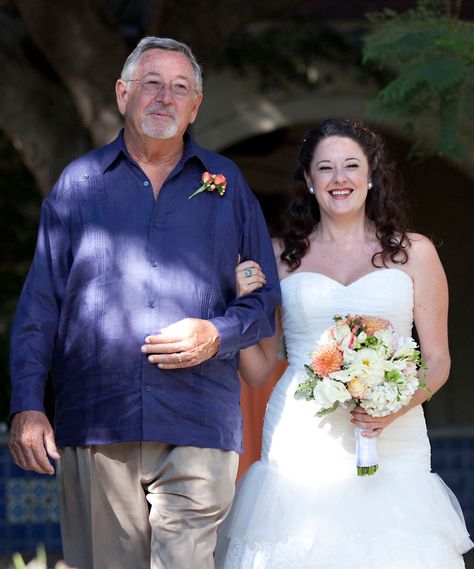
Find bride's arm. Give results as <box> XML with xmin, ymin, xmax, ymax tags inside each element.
<box><xmin>235</xmin><ymin>260</ymin><xmax>281</xmax><ymax>387</ymax></box>
<box><xmin>352</xmin><ymin>234</ymin><xmax>450</xmax><ymax>437</ymax></box>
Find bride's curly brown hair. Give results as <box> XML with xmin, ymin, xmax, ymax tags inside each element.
<box><xmin>280</xmin><ymin>118</ymin><xmax>412</xmax><ymax>271</ymax></box>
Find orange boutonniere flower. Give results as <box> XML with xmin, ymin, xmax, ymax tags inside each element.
<box><xmin>188</xmin><ymin>172</ymin><xmax>227</xmax><ymax>200</ymax></box>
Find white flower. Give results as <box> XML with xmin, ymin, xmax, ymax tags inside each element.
<box><xmin>331</xmin><ymin>321</ymin><xmax>355</xmax><ymax>351</ymax></box>
<box><xmin>351</xmin><ymin>348</ymin><xmax>386</xmax><ymax>386</ymax></box>
<box><xmin>374</xmin><ymin>328</ymin><xmax>395</xmax><ymax>355</ymax></box>
<box><xmin>357</xmin><ymin>331</ymin><xmax>368</xmax><ymax>344</ymax></box>
<box><xmin>328</xmin><ymin>368</ymin><xmax>353</xmax><ymax>383</ymax></box>
<box><xmin>361</xmin><ymin>373</ymin><xmax>420</xmax><ymax>416</ymax></box>
<box><xmin>313</xmin><ymin>378</ymin><xmax>352</xmax><ymax>411</ymax></box>
<box><xmin>393</xmin><ymin>336</ymin><xmax>418</xmax><ymax>359</ymax></box>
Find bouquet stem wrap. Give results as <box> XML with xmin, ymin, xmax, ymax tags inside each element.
<box><xmin>355</xmin><ymin>426</ymin><xmax>379</xmax><ymax>476</ymax></box>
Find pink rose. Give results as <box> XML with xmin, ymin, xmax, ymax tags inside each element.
<box><xmin>213</xmin><ymin>173</ymin><xmax>227</xmax><ymax>187</ymax></box>
<box><xmin>201</xmin><ymin>172</ymin><xmax>213</xmax><ymax>184</ymax></box>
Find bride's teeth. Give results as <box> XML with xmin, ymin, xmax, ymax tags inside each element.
<box><xmin>331</xmin><ymin>190</ymin><xmax>351</xmax><ymax>196</ymax></box>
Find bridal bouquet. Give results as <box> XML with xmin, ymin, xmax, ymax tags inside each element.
<box><xmin>294</xmin><ymin>314</ymin><xmax>427</xmax><ymax>476</ymax></box>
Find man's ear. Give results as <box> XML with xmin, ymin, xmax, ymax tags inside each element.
<box><xmin>115</xmin><ymin>79</ymin><xmax>128</xmax><ymax>116</ymax></box>
<box><xmin>188</xmin><ymin>92</ymin><xmax>204</xmax><ymax>125</ymax></box>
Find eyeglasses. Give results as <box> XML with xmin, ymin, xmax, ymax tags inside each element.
<box><xmin>126</xmin><ymin>78</ymin><xmax>196</xmax><ymax>99</ymax></box>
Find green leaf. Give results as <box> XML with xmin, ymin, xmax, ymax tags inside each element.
<box><xmin>316</xmin><ymin>401</ymin><xmax>339</xmax><ymax>417</ymax></box>
<box><xmin>385</xmin><ymin>369</ymin><xmax>401</xmax><ymax>382</ymax></box>
<box><xmin>304</xmin><ymin>364</ymin><xmax>316</xmax><ymax>379</ymax></box>
<box><xmin>12</xmin><ymin>553</ymin><xmax>27</xmax><ymax>569</ymax></box>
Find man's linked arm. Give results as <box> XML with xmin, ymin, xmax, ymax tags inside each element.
<box><xmin>210</xmin><ymin>197</ymin><xmax>281</xmax><ymax>360</ymax></box>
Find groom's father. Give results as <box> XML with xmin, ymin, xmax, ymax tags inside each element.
<box><xmin>8</xmin><ymin>36</ymin><xmax>280</xmax><ymax>569</ymax></box>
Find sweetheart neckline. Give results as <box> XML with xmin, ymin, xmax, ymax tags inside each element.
<box><xmin>279</xmin><ymin>267</ymin><xmax>413</xmax><ymax>289</ymax></box>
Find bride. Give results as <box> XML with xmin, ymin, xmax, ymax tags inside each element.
<box><xmin>215</xmin><ymin>119</ymin><xmax>473</xmax><ymax>568</ymax></box>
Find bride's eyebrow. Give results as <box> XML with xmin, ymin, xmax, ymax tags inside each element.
<box><xmin>315</xmin><ymin>160</ymin><xmax>332</xmax><ymax>166</ymax></box>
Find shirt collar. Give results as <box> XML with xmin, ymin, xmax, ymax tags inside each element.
<box><xmin>101</xmin><ymin>129</ymin><xmax>212</xmax><ymax>174</ymax></box>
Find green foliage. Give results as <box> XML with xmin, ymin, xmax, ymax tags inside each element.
<box><xmin>363</xmin><ymin>0</ymin><xmax>474</xmax><ymax>161</ymax></box>
<box><xmin>294</xmin><ymin>369</ymin><xmax>317</xmax><ymax>401</ymax></box>
<box><xmin>316</xmin><ymin>400</ymin><xmax>340</xmax><ymax>418</ymax></box>
<box><xmin>12</xmin><ymin>546</ymin><xmax>47</xmax><ymax>568</ymax></box>
<box><xmin>385</xmin><ymin>369</ymin><xmax>402</xmax><ymax>382</ymax></box>
<box><xmin>10</xmin><ymin>545</ymin><xmax>69</xmax><ymax>568</ymax></box>
<box><xmin>219</xmin><ymin>18</ymin><xmax>359</xmax><ymax>92</ymax></box>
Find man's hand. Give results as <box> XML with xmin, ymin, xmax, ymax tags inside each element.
<box><xmin>9</xmin><ymin>411</ymin><xmax>60</xmax><ymax>475</ymax></box>
<box><xmin>141</xmin><ymin>318</ymin><xmax>221</xmax><ymax>369</ymax></box>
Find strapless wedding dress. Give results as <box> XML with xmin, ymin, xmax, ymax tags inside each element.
<box><xmin>216</xmin><ymin>269</ymin><xmax>473</xmax><ymax>568</ymax></box>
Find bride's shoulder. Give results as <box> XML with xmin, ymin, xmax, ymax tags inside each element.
<box><xmin>271</xmin><ymin>237</ymin><xmax>283</xmax><ymax>255</ymax></box>
<box><xmin>406</xmin><ymin>232</ymin><xmax>439</xmax><ymax>260</ymax></box>
<box><xmin>271</xmin><ymin>238</ymin><xmax>293</xmax><ymax>280</ymax></box>
<box><xmin>404</xmin><ymin>232</ymin><xmax>445</xmax><ymax>279</ymax></box>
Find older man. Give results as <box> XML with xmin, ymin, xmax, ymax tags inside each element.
<box><xmin>9</xmin><ymin>37</ymin><xmax>280</xmax><ymax>569</ymax></box>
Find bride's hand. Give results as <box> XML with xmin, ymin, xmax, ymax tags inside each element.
<box><xmin>350</xmin><ymin>406</ymin><xmax>400</xmax><ymax>438</ymax></box>
<box><xmin>235</xmin><ymin>260</ymin><xmax>266</xmax><ymax>298</ymax></box>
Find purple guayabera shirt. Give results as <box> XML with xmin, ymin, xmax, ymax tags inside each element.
<box><xmin>10</xmin><ymin>131</ymin><xmax>280</xmax><ymax>452</ymax></box>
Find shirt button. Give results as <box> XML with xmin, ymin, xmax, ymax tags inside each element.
<box><xmin>143</xmin><ymin>181</ymin><xmax>150</xmax><ymax>187</ymax></box>
<box><xmin>144</xmin><ymin>385</ymin><xmax>151</xmax><ymax>392</ymax></box>
<box><xmin>153</xmin><ymin>222</ymin><xmax>159</xmax><ymax>228</ymax></box>
<box><xmin>151</xmin><ymin>261</ymin><xmax>158</xmax><ymax>267</ymax></box>
<box><xmin>148</xmin><ymin>301</ymin><xmax>156</xmax><ymax>309</ymax></box>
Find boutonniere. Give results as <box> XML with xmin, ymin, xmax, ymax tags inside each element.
<box><xmin>188</xmin><ymin>171</ymin><xmax>227</xmax><ymax>200</ymax></box>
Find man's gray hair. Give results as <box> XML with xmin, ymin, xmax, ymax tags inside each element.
<box><xmin>121</xmin><ymin>37</ymin><xmax>203</xmax><ymax>93</ymax></box>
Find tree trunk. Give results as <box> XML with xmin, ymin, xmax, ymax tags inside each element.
<box><xmin>14</xmin><ymin>0</ymin><xmax>127</xmax><ymax>147</ymax></box>
<box><xmin>0</xmin><ymin>12</ymin><xmax>91</xmax><ymax>195</ymax></box>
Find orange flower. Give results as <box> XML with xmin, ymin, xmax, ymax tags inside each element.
<box><xmin>311</xmin><ymin>344</ymin><xmax>343</xmax><ymax>377</ymax></box>
<box><xmin>361</xmin><ymin>316</ymin><xmax>391</xmax><ymax>336</ymax></box>
<box><xmin>188</xmin><ymin>172</ymin><xmax>227</xmax><ymax>200</ymax></box>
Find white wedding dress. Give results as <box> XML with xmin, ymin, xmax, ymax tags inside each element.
<box><xmin>216</xmin><ymin>269</ymin><xmax>473</xmax><ymax>569</ymax></box>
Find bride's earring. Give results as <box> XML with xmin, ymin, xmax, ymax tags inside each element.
<box><xmin>308</xmin><ymin>186</ymin><xmax>315</xmax><ymax>194</ymax></box>
<box><xmin>368</xmin><ymin>181</ymin><xmax>373</xmax><ymax>190</ymax></box>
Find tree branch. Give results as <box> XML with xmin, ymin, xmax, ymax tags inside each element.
<box><xmin>0</xmin><ymin>11</ymin><xmax>91</xmax><ymax>195</ymax></box>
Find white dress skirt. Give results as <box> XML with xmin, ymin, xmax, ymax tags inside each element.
<box><xmin>216</xmin><ymin>270</ymin><xmax>473</xmax><ymax>568</ymax></box>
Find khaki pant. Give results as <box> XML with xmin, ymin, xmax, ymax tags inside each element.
<box><xmin>57</xmin><ymin>442</ymin><xmax>238</xmax><ymax>569</ymax></box>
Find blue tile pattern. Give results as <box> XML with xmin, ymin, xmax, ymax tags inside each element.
<box><xmin>0</xmin><ymin>432</ymin><xmax>472</xmax><ymax>555</ymax></box>
<box><xmin>6</xmin><ymin>479</ymin><xmax>59</xmax><ymax>524</ymax></box>
<box><xmin>0</xmin><ymin>443</ymin><xmax>61</xmax><ymax>556</ymax></box>
<box><xmin>430</xmin><ymin>432</ymin><xmax>474</xmax><ymax>536</ymax></box>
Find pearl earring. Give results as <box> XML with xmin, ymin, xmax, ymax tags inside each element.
<box><xmin>309</xmin><ymin>186</ymin><xmax>315</xmax><ymax>194</ymax></box>
<box><xmin>368</xmin><ymin>181</ymin><xmax>373</xmax><ymax>190</ymax></box>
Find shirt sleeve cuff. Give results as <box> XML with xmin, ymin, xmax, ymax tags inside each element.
<box><xmin>9</xmin><ymin>383</ymin><xmax>46</xmax><ymax>417</ymax></box>
<box><xmin>209</xmin><ymin>315</ymin><xmax>241</xmax><ymax>360</ymax></box>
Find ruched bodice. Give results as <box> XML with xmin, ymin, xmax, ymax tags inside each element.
<box><xmin>216</xmin><ymin>269</ymin><xmax>472</xmax><ymax>569</ymax></box>
<box><xmin>261</xmin><ymin>270</ymin><xmax>427</xmax><ymax>478</ymax></box>
<box><xmin>281</xmin><ymin>269</ymin><xmax>414</xmax><ymax>369</ymax></box>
